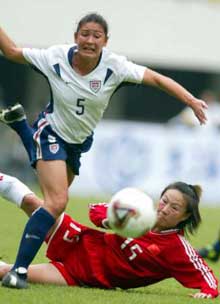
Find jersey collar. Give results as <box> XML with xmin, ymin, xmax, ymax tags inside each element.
<box><xmin>67</xmin><ymin>45</ymin><xmax>78</xmax><ymax>66</ymax></box>
<box><xmin>67</xmin><ymin>45</ymin><xmax>103</xmax><ymax>72</ymax></box>
<box><xmin>149</xmin><ymin>228</ymin><xmax>181</xmax><ymax>235</ymax></box>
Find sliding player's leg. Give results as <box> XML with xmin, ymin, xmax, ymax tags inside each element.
<box><xmin>1</xmin><ymin>160</ymin><xmax>70</xmax><ymax>288</ymax></box>
<box><xmin>0</xmin><ymin>172</ymin><xmax>43</xmax><ymax>216</ymax></box>
<box><xmin>0</xmin><ymin>262</ymin><xmax>67</xmax><ymax>286</ymax></box>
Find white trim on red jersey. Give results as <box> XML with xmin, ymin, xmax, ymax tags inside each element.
<box><xmin>178</xmin><ymin>234</ymin><xmax>218</xmax><ymax>290</ymax></box>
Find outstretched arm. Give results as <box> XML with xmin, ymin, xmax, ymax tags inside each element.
<box><xmin>0</xmin><ymin>27</ymin><xmax>27</xmax><ymax>63</ymax></box>
<box><xmin>142</xmin><ymin>69</ymin><xmax>208</xmax><ymax>125</ymax></box>
<box><xmin>167</xmin><ymin>236</ymin><xmax>218</xmax><ymax>299</ymax></box>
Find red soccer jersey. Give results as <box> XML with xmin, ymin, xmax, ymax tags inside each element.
<box><xmin>46</xmin><ymin>208</ymin><xmax>218</xmax><ymax>298</ymax></box>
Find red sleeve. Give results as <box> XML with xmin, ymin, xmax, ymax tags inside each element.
<box><xmin>89</xmin><ymin>203</ymin><xmax>109</xmax><ymax>228</ymax></box>
<box><xmin>165</xmin><ymin>235</ymin><xmax>219</xmax><ymax>298</ymax></box>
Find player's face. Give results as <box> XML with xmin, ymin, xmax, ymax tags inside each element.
<box><xmin>155</xmin><ymin>189</ymin><xmax>190</xmax><ymax>231</ymax></box>
<box><xmin>74</xmin><ymin>22</ymin><xmax>108</xmax><ymax>60</ymax></box>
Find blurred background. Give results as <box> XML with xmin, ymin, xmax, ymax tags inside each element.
<box><xmin>1</xmin><ymin>0</ymin><xmax>220</xmax><ymax>204</ymax></box>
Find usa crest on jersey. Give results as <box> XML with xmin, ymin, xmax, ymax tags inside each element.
<box><xmin>49</xmin><ymin>143</ymin><xmax>59</xmax><ymax>154</ymax></box>
<box><xmin>90</xmin><ymin>80</ymin><xmax>101</xmax><ymax>93</ymax></box>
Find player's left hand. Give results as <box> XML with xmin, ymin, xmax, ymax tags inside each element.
<box><xmin>190</xmin><ymin>98</ymin><xmax>208</xmax><ymax>125</ymax></box>
<box><xmin>189</xmin><ymin>292</ymin><xmax>213</xmax><ymax>299</ymax></box>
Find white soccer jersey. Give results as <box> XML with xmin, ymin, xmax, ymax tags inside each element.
<box><xmin>23</xmin><ymin>44</ymin><xmax>146</xmax><ymax>143</ymax></box>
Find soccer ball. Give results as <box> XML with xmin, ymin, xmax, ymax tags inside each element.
<box><xmin>107</xmin><ymin>187</ymin><xmax>156</xmax><ymax>238</ymax></box>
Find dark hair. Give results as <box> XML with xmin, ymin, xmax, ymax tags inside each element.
<box><xmin>76</xmin><ymin>13</ymin><xmax>109</xmax><ymax>37</ymax></box>
<box><xmin>160</xmin><ymin>181</ymin><xmax>202</xmax><ymax>235</ymax></box>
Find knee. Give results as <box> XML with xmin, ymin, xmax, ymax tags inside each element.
<box><xmin>0</xmin><ymin>263</ymin><xmax>11</xmax><ymax>278</ymax></box>
<box><xmin>45</xmin><ymin>191</ymin><xmax>69</xmax><ymax>218</ymax></box>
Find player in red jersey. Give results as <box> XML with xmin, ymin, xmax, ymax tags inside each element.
<box><xmin>0</xmin><ymin>174</ymin><xmax>218</xmax><ymax>298</ymax></box>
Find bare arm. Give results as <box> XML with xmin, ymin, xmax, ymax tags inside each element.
<box><xmin>0</xmin><ymin>27</ymin><xmax>27</xmax><ymax>64</ymax></box>
<box><xmin>142</xmin><ymin>68</ymin><xmax>208</xmax><ymax>125</ymax></box>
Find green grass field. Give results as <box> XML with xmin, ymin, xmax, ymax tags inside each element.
<box><xmin>0</xmin><ymin>195</ymin><xmax>220</xmax><ymax>304</ymax></box>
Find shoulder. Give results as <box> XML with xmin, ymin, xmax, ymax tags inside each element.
<box><xmin>101</xmin><ymin>48</ymin><xmax>146</xmax><ymax>82</ymax></box>
<box><xmin>36</xmin><ymin>44</ymin><xmax>75</xmax><ymax>66</ymax></box>
<box><xmin>176</xmin><ymin>233</ymin><xmax>193</xmax><ymax>248</ymax></box>
<box><xmin>102</xmin><ymin>47</ymin><xmax>130</xmax><ymax>68</ymax></box>
<box><xmin>23</xmin><ymin>44</ymin><xmax>73</xmax><ymax>58</ymax></box>
<box><xmin>164</xmin><ymin>232</ymin><xmax>194</xmax><ymax>255</ymax></box>
<box><xmin>149</xmin><ymin>230</ymin><xmax>183</xmax><ymax>248</ymax></box>
<box><xmin>46</xmin><ymin>44</ymin><xmax>75</xmax><ymax>57</ymax></box>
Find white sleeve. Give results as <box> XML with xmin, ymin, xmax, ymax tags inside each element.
<box><xmin>118</xmin><ymin>56</ymin><xmax>146</xmax><ymax>83</ymax></box>
<box><xmin>22</xmin><ymin>47</ymin><xmax>50</xmax><ymax>76</ymax></box>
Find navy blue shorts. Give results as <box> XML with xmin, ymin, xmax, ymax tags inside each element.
<box><xmin>29</xmin><ymin>113</ymin><xmax>93</xmax><ymax>175</ymax></box>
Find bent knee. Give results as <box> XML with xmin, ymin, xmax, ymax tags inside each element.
<box><xmin>44</xmin><ymin>192</ymin><xmax>69</xmax><ymax>218</ymax></box>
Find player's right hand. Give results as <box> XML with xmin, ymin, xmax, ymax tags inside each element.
<box><xmin>89</xmin><ymin>203</ymin><xmax>109</xmax><ymax>228</ymax></box>
<box><xmin>189</xmin><ymin>292</ymin><xmax>215</xmax><ymax>299</ymax></box>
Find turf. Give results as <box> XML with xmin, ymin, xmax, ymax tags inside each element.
<box><xmin>0</xmin><ymin>195</ymin><xmax>220</xmax><ymax>303</ymax></box>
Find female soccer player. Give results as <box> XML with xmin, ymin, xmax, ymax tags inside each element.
<box><xmin>0</xmin><ymin>13</ymin><xmax>208</xmax><ymax>288</ymax></box>
<box><xmin>0</xmin><ymin>173</ymin><xmax>218</xmax><ymax>298</ymax></box>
